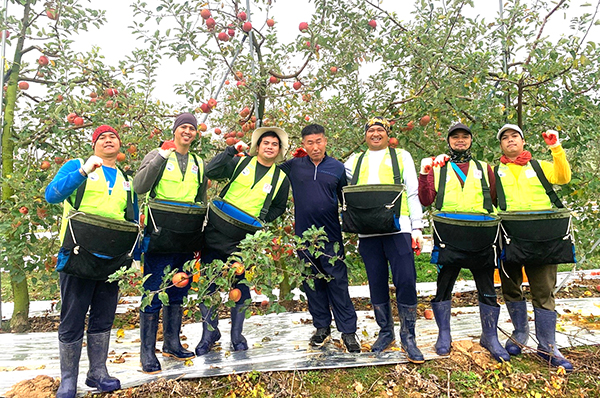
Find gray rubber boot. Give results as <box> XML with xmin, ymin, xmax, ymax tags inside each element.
<box><xmin>85</xmin><ymin>331</ymin><xmax>121</xmax><ymax>392</ymax></box>
<box><xmin>371</xmin><ymin>302</ymin><xmax>395</xmax><ymax>352</ymax></box>
<box><xmin>534</xmin><ymin>307</ymin><xmax>573</xmax><ymax>372</ymax></box>
<box><xmin>398</xmin><ymin>303</ymin><xmax>424</xmax><ymax>363</ymax></box>
<box><xmin>56</xmin><ymin>338</ymin><xmax>83</xmax><ymax>398</ymax></box>
<box><xmin>195</xmin><ymin>304</ymin><xmax>221</xmax><ymax>356</ymax></box>
<box><xmin>140</xmin><ymin>311</ymin><xmax>161</xmax><ymax>374</ymax></box>
<box><xmin>479</xmin><ymin>302</ymin><xmax>510</xmax><ymax>363</ymax></box>
<box><xmin>162</xmin><ymin>304</ymin><xmax>195</xmax><ymax>360</ymax></box>
<box><xmin>230</xmin><ymin>305</ymin><xmax>248</xmax><ymax>351</ymax></box>
<box><xmin>431</xmin><ymin>300</ymin><xmax>452</xmax><ymax>356</ymax></box>
<box><xmin>505</xmin><ymin>301</ymin><xmax>529</xmax><ymax>356</ymax></box>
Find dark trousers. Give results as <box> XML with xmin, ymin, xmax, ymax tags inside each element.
<box><xmin>432</xmin><ymin>265</ymin><xmax>497</xmax><ymax>306</ymax></box>
<box><xmin>142</xmin><ymin>252</ymin><xmax>194</xmax><ymax>313</ymax></box>
<box><xmin>500</xmin><ymin>263</ymin><xmax>558</xmax><ymax>311</ymax></box>
<box><xmin>358</xmin><ymin>233</ymin><xmax>417</xmax><ymax>306</ymax></box>
<box><xmin>58</xmin><ymin>272</ymin><xmax>119</xmax><ymax>343</ymax></box>
<box><xmin>202</xmin><ymin>249</ymin><xmax>251</xmax><ymax>303</ymax></box>
<box><xmin>298</xmin><ymin>243</ymin><xmax>357</xmax><ymax>334</ymax></box>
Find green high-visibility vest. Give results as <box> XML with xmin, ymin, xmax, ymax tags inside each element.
<box><xmin>60</xmin><ymin>161</ymin><xmax>130</xmax><ymax>243</ymax></box>
<box><xmin>152</xmin><ymin>152</ymin><xmax>203</xmax><ymax>202</ymax></box>
<box><xmin>351</xmin><ymin>148</ymin><xmax>409</xmax><ymax>216</ymax></box>
<box><xmin>223</xmin><ymin>157</ymin><xmax>284</xmax><ymax>218</ymax></box>
<box><xmin>496</xmin><ymin>162</ymin><xmax>553</xmax><ymax>211</ymax></box>
<box><xmin>434</xmin><ymin>160</ymin><xmax>492</xmax><ymax>213</ymax></box>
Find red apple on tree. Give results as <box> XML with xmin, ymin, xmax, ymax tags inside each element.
<box><xmin>46</xmin><ymin>8</ymin><xmax>58</xmax><ymax>20</ymax></box>
<box><xmin>116</xmin><ymin>152</ymin><xmax>126</xmax><ymax>162</ymax></box>
<box><xmin>242</xmin><ymin>22</ymin><xmax>252</xmax><ymax>32</ymax></box>
<box><xmin>299</xmin><ymin>22</ymin><xmax>309</xmax><ymax>32</ymax></box>
<box><xmin>269</xmin><ymin>76</ymin><xmax>279</xmax><ymax>84</ymax></box>
<box><xmin>330</xmin><ymin>66</ymin><xmax>338</xmax><ymax>74</ymax></box>
<box><xmin>293</xmin><ymin>81</ymin><xmax>302</xmax><ymax>90</ymax></box>
<box><xmin>19</xmin><ymin>206</ymin><xmax>29</xmax><ymax>215</ymax></box>
<box><xmin>218</xmin><ymin>32</ymin><xmax>229</xmax><ymax>42</ymax></box>
<box><xmin>90</xmin><ymin>92</ymin><xmax>98</xmax><ymax>98</ymax></box>
<box><xmin>266</xmin><ymin>19</ymin><xmax>275</xmax><ymax>27</ymax></box>
<box><xmin>229</xmin><ymin>288</ymin><xmax>242</xmax><ymax>302</ymax></box>
<box><xmin>228</xmin><ymin>28</ymin><xmax>235</xmax><ymax>37</ymax></box>
<box><xmin>207</xmin><ymin>98</ymin><xmax>217</xmax><ymax>108</ymax></box>
<box><xmin>18</xmin><ymin>81</ymin><xmax>29</xmax><ymax>90</ymax></box>
<box><xmin>200</xmin><ymin>9</ymin><xmax>211</xmax><ymax>19</ymax></box>
<box><xmin>199</xmin><ymin>123</ymin><xmax>208</xmax><ymax>132</ymax></box>
<box><xmin>40</xmin><ymin>161</ymin><xmax>51</xmax><ymax>170</ymax></box>
<box><xmin>56</xmin><ymin>95</ymin><xmax>64</xmax><ymax>102</ymax></box>
<box><xmin>419</xmin><ymin>115</ymin><xmax>431</xmax><ymax>126</ymax></box>
<box><xmin>38</xmin><ymin>56</ymin><xmax>49</xmax><ymax>66</ymax></box>
<box><xmin>54</xmin><ymin>156</ymin><xmax>65</xmax><ymax>164</ymax></box>
<box><xmin>368</xmin><ymin>19</ymin><xmax>377</xmax><ymax>29</ymax></box>
<box><xmin>73</xmin><ymin>117</ymin><xmax>84</xmax><ymax>126</ymax></box>
<box><xmin>225</xmin><ymin>137</ymin><xmax>236</xmax><ymax>146</ymax></box>
<box><xmin>214</xmin><ymin>128</ymin><xmax>222</xmax><ymax>135</ymax></box>
<box><xmin>200</xmin><ymin>103</ymin><xmax>210</xmax><ymax>113</ymax></box>
<box><xmin>237</xmin><ymin>11</ymin><xmax>247</xmax><ymax>21</ymax></box>
<box><xmin>206</xmin><ymin>17</ymin><xmax>216</xmax><ymax>30</ymax></box>
<box><xmin>67</xmin><ymin>113</ymin><xmax>77</xmax><ymax>123</ymax></box>
<box><xmin>172</xmin><ymin>272</ymin><xmax>189</xmax><ymax>288</ymax></box>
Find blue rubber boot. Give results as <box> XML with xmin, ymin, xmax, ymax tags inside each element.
<box><xmin>162</xmin><ymin>304</ymin><xmax>195</xmax><ymax>360</ymax></box>
<box><xmin>398</xmin><ymin>304</ymin><xmax>424</xmax><ymax>363</ymax></box>
<box><xmin>230</xmin><ymin>305</ymin><xmax>248</xmax><ymax>351</ymax></box>
<box><xmin>431</xmin><ymin>301</ymin><xmax>452</xmax><ymax>356</ymax></box>
<box><xmin>85</xmin><ymin>331</ymin><xmax>121</xmax><ymax>392</ymax></box>
<box><xmin>371</xmin><ymin>302</ymin><xmax>395</xmax><ymax>352</ymax></box>
<box><xmin>479</xmin><ymin>302</ymin><xmax>510</xmax><ymax>363</ymax></box>
<box><xmin>505</xmin><ymin>301</ymin><xmax>529</xmax><ymax>356</ymax></box>
<box><xmin>56</xmin><ymin>338</ymin><xmax>83</xmax><ymax>398</ymax></box>
<box><xmin>534</xmin><ymin>307</ymin><xmax>573</xmax><ymax>372</ymax></box>
<box><xmin>195</xmin><ymin>304</ymin><xmax>221</xmax><ymax>356</ymax></box>
<box><xmin>139</xmin><ymin>312</ymin><xmax>161</xmax><ymax>374</ymax></box>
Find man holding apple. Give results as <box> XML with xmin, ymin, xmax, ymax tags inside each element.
<box><xmin>45</xmin><ymin>125</ymin><xmax>138</xmax><ymax>398</ymax></box>
<box><xmin>195</xmin><ymin>127</ymin><xmax>290</xmax><ymax>355</ymax></box>
<box><xmin>280</xmin><ymin>124</ymin><xmax>360</xmax><ymax>353</ymax></box>
<box><xmin>495</xmin><ymin>124</ymin><xmax>573</xmax><ymax>371</ymax></box>
<box><xmin>133</xmin><ymin>112</ymin><xmax>207</xmax><ymax>374</ymax></box>
<box><xmin>344</xmin><ymin>116</ymin><xmax>425</xmax><ymax>363</ymax></box>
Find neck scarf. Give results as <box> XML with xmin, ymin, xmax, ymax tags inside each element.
<box><xmin>448</xmin><ymin>148</ymin><xmax>472</xmax><ymax>164</ymax></box>
<box><xmin>500</xmin><ymin>150</ymin><xmax>532</xmax><ymax>166</ymax></box>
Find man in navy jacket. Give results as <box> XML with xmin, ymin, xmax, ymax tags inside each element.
<box><xmin>280</xmin><ymin>124</ymin><xmax>360</xmax><ymax>353</ymax></box>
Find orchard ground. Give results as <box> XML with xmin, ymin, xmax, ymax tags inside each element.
<box><xmin>2</xmin><ymin>261</ymin><xmax>600</xmax><ymax>397</ymax></box>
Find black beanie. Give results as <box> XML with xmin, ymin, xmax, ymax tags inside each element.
<box><xmin>172</xmin><ymin>112</ymin><xmax>198</xmax><ymax>132</ymax></box>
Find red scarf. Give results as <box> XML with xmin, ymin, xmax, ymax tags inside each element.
<box><xmin>500</xmin><ymin>150</ymin><xmax>532</xmax><ymax>166</ymax></box>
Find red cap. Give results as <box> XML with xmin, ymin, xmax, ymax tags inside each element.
<box><xmin>92</xmin><ymin>125</ymin><xmax>120</xmax><ymax>146</ymax></box>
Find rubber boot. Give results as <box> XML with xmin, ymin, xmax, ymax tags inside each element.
<box><xmin>371</xmin><ymin>302</ymin><xmax>395</xmax><ymax>352</ymax></box>
<box><xmin>534</xmin><ymin>307</ymin><xmax>573</xmax><ymax>372</ymax></box>
<box><xmin>398</xmin><ymin>303</ymin><xmax>425</xmax><ymax>363</ymax></box>
<box><xmin>85</xmin><ymin>331</ymin><xmax>121</xmax><ymax>392</ymax></box>
<box><xmin>431</xmin><ymin>300</ymin><xmax>452</xmax><ymax>356</ymax></box>
<box><xmin>505</xmin><ymin>301</ymin><xmax>529</xmax><ymax>356</ymax></box>
<box><xmin>195</xmin><ymin>304</ymin><xmax>221</xmax><ymax>356</ymax></box>
<box><xmin>162</xmin><ymin>304</ymin><xmax>195</xmax><ymax>360</ymax></box>
<box><xmin>478</xmin><ymin>302</ymin><xmax>510</xmax><ymax>363</ymax></box>
<box><xmin>139</xmin><ymin>312</ymin><xmax>161</xmax><ymax>374</ymax></box>
<box><xmin>56</xmin><ymin>338</ymin><xmax>83</xmax><ymax>398</ymax></box>
<box><xmin>230</xmin><ymin>305</ymin><xmax>248</xmax><ymax>351</ymax></box>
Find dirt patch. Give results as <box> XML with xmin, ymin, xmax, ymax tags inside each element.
<box><xmin>4</xmin><ymin>375</ymin><xmax>59</xmax><ymax>398</ymax></box>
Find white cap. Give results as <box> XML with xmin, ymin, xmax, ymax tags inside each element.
<box><xmin>249</xmin><ymin>127</ymin><xmax>289</xmax><ymax>163</ymax></box>
<box><xmin>497</xmin><ymin>124</ymin><xmax>524</xmax><ymax>140</ymax></box>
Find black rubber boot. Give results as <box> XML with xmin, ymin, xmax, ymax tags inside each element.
<box><xmin>505</xmin><ymin>301</ymin><xmax>529</xmax><ymax>356</ymax></box>
<box><xmin>230</xmin><ymin>305</ymin><xmax>248</xmax><ymax>351</ymax></box>
<box><xmin>140</xmin><ymin>311</ymin><xmax>161</xmax><ymax>374</ymax></box>
<box><xmin>56</xmin><ymin>338</ymin><xmax>83</xmax><ymax>398</ymax></box>
<box><xmin>85</xmin><ymin>331</ymin><xmax>121</xmax><ymax>392</ymax></box>
<box><xmin>431</xmin><ymin>300</ymin><xmax>452</xmax><ymax>356</ymax></box>
<box><xmin>162</xmin><ymin>304</ymin><xmax>195</xmax><ymax>360</ymax></box>
<box><xmin>195</xmin><ymin>304</ymin><xmax>221</xmax><ymax>356</ymax></box>
<box><xmin>479</xmin><ymin>302</ymin><xmax>510</xmax><ymax>363</ymax></box>
<box><xmin>534</xmin><ymin>307</ymin><xmax>573</xmax><ymax>372</ymax></box>
<box><xmin>398</xmin><ymin>303</ymin><xmax>424</xmax><ymax>363</ymax></box>
<box><xmin>371</xmin><ymin>302</ymin><xmax>395</xmax><ymax>352</ymax></box>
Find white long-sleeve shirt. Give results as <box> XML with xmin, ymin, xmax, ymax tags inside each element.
<box><xmin>344</xmin><ymin>148</ymin><xmax>424</xmax><ymax>237</ymax></box>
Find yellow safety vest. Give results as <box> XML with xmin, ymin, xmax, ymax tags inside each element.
<box><xmin>497</xmin><ymin>162</ymin><xmax>553</xmax><ymax>211</ymax></box>
<box><xmin>151</xmin><ymin>152</ymin><xmax>203</xmax><ymax>203</ymax></box>
<box><xmin>60</xmin><ymin>162</ymin><xmax>130</xmax><ymax>243</ymax></box>
<box><xmin>433</xmin><ymin>160</ymin><xmax>491</xmax><ymax>213</ymax></box>
<box><xmin>223</xmin><ymin>157</ymin><xmax>284</xmax><ymax>218</ymax></box>
<box><xmin>351</xmin><ymin>148</ymin><xmax>409</xmax><ymax>216</ymax></box>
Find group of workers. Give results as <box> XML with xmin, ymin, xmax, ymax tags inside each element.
<box><xmin>44</xmin><ymin>112</ymin><xmax>573</xmax><ymax>398</ymax></box>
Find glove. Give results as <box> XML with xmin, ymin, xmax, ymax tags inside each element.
<box><xmin>542</xmin><ymin>130</ymin><xmax>560</xmax><ymax>148</ymax></box>
<box><xmin>293</xmin><ymin>147</ymin><xmax>308</xmax><ymax>158</ymax></box>
<box><xmin>420</xmin><ymin>157</ymin><xmax>434</xmax><ymax>175</ymax></box>
<box><xmin>433</xmin><ymin>153</ymin><xmax>450</xmax><ymax>167</ymax></box>
<box><xmin>411</xmin><ymin>229</ymin><xmax>424</xmax><ymax>256</ymax></box>
<box><xmin>158</xmin><ymin>140</ymin><xmax>177</xmax><ymax>159</ymax></box>
<box><xmin>234</xmin><ymin>141</ymin><xmax>249</xmax><ymax>152</ymax></box>
<box><xmin>81</xmin><ymin>155</ymin><xmax>103</xmax><ymax>175</ymax></box>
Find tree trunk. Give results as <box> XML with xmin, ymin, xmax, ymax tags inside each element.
<box><xmin>2</xmin><ymin>0</ymin><xmax>32</xmax><ymax>332</ymax></box>
<box><xmin>278</xmin><ymin>259</ymin><xmax>291</xmax><ymax>302</ymax></box>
